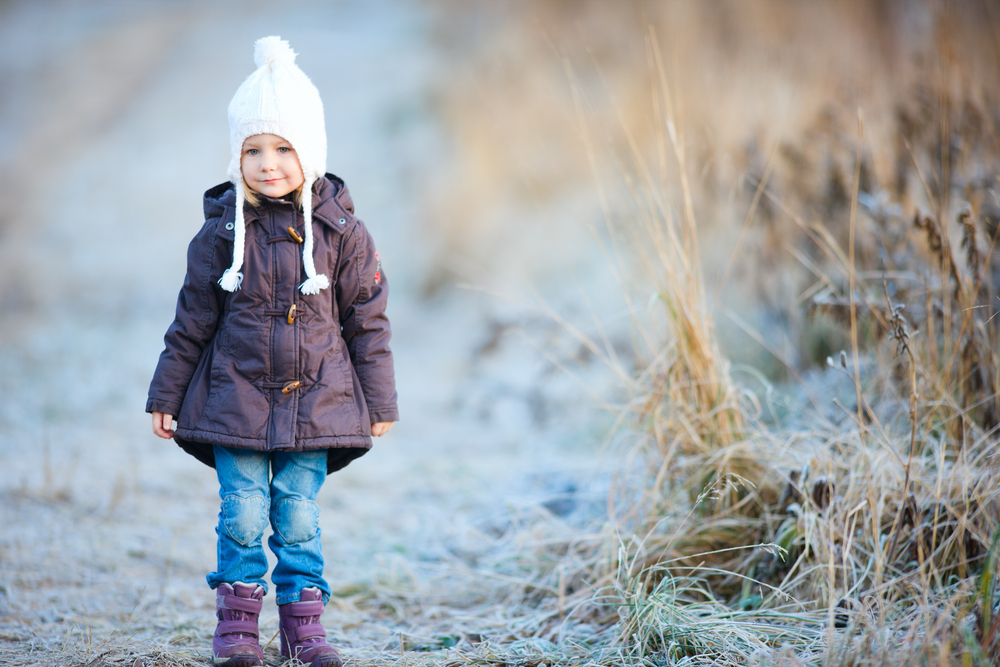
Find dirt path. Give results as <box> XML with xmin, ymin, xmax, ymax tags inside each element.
<box><xmin>0</xmin><ymin>2</ymin><xmax>612</xmax><ymax>664</ymax></box>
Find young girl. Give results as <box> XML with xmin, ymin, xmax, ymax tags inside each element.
<box><xmin>146</xmin><ymin>36</ymin><xmax>397</xmax><ymax>667</ymax></box>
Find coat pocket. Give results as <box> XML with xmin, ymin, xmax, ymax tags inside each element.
<box><xmin>219</xmin><ymin>326</ymin><xmax>269</xmax><ymax>381</ymax></box>
<box><xmin>197</xmin><ymin>325</ymin><xmax>271</xmax><ymax>439</ymax></box>
<box><xmin>296</xmin><ymin>341</ymin><xmax>361</xmax><ymax>438</ymax></box>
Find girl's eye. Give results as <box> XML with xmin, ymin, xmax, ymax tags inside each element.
<box><xmin>277</xmin><ymin>146</ymin><xmax>290</xmax><ymax>153</ymax></box>
<box><xmin>246</xmin><ymin>148</ymin><xmax>259</xmax><ymax>155</ymax></box>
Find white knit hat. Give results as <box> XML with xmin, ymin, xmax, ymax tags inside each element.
<box><xmin>220</xmin><ymin>36</ymin><xmax>330</xmax><ymax>295</ymax></box>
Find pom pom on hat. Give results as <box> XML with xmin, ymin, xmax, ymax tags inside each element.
<box><xmin>254</xmin><ymin>36</ymin><xmax>297</xmax><ymax>68</ymax></box>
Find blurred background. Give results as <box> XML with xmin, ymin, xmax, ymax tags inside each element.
<box><xmin>1</xmin><ymin>0</ymin><xmax>998</xmax><ymax>664</ymax></box>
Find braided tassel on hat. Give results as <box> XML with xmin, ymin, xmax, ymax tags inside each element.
<box><xmin>219</xmin><ymin>179</ymin><xmax>247</xmax><ymax>291</ymax></box>
<box><xmin>298</xmin><ymin>178</ymin><xmax>330</xmax><ymax>295</ymax></box>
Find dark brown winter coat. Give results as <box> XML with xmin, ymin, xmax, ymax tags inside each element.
<box><xmin>146</xmin><ymin>175</ymin><xmax>398</xmax><ymax>474</ymax></box>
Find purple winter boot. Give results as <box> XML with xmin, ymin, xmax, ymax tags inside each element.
<box><xmin>213</xmin><ymin>582</ymin><xmax>265</xmax><ymax>667</ymax></box>
<box><xmin>278</xmin><ymin>587</ymin><xmax>342</xmax><ymax>667</ymax></box>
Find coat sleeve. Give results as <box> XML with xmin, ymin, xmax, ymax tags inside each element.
<box><xmin>146</xmin><ymin>219</ymin><xmax>224</xmax><ymax>416</ymax></box>
<box><xmin>336</xmin><ymin>221</ymin><xmax>399</xmax><ymax>424</ymax></box>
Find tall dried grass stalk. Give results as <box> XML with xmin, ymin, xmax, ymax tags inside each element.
<box><xmin>381</xmin><ymin>7</ymin><xmax>1000</xmax><ymax>665</ymax></box>
<box><xmin>633</xmin><ymin>28</ymin><xmax>746</xmax><ymax>461</ymax></box>
<box><xmin>500</xmin><ymin>21</ymin><xmax>1000</xmax><ymax>667</ymax></box>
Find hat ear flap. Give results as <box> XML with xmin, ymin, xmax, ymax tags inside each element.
<box><xmin>299</xmin><ymin>178</ymin><xmax>330</xmax><ymax>295</ymax></box>
<box><xmin>219</xmin><ymin>179</ymin><xmax>246</xmax><ymax>292</ymax></box>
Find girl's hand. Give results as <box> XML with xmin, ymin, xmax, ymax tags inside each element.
<box><xmin>371</xmin><ymin>422</ymin><xmax>393</xmax><ymax>437</ymax></box>
<box><xmin>152</xmin><ymin>412</ymin><xmax>175</xmax><ymax>439</ymax></box>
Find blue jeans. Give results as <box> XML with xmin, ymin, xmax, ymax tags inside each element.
<box><xmin>206</xmin><ymin>446</ymin><xmax>330</xmax><ymax>604</ymax></box>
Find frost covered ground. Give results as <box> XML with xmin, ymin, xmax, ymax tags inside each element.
<box><xmin>0</xmin><ymin>2</ymin><xmax>622</xmax><ymax>664</ymax></box>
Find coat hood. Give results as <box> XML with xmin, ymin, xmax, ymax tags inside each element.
<box><xmin>203</xmin><ymin>173</ymin><xmax>356</xmax><ymax>229</ymax></box>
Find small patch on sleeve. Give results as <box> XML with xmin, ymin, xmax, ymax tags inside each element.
<box><xmin>373</xmin><ymin>251</ymin><xmax>381</xmax><ymax>284</ymax></box>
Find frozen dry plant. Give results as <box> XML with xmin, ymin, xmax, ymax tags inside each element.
<box><xmin>399</xmin><ymin>21</ymin><xmax>1000</xmax><ymax>667</ymax></box>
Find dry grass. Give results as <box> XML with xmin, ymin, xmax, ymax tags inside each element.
<box><xmin>368</xmin><ymin>2</ymin><xmax>1000</xmax><ymax>665</ymax></box>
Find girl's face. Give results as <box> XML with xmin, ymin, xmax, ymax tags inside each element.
<box><xmin>240</xmin><ymin>133</ymin><xmax>305</xmax><ymax>198</ymax></box>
